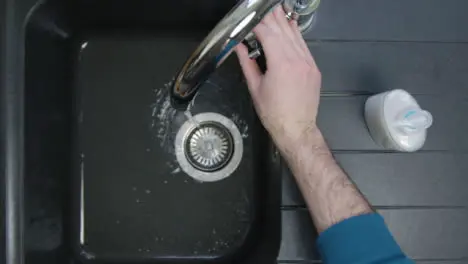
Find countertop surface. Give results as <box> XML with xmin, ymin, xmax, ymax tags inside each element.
<box><xmin>279</xmin><ymin>0</ymin><xmax>468</xmax><ymax>263</ymax></box>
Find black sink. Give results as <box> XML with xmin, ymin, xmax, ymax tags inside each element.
<box><xmin>21</xmin><ymin>0</ymin><xmax>281</xmax><ymax>263</ymax></box>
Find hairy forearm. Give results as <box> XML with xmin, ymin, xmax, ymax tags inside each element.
<box><xmin>281</xmin><ymin>127</ymin><xmax>373</xmax><ymax>233</ymax></box>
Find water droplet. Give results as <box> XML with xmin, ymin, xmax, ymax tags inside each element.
<box><xmin>145</xmin><ymin>189</ymin><xmax>151</xmax><ymax>194</ymax></box>
<box><xmin>184</xmin><ymin>110</ymin><xmax>200</xmax><ymax>127</ymax></box>
<box><xmin>132</xmin><ymin>187</ymin><xmax>137</xmax><ymax>191</ymax></box>
<box><xmin>116</xmin><ymin>220</ymin><xmax>120</xmax><ymax>224</ymax></box>
<box><xmin>80</xmin><ymin>251</ymin><xmax>95</xmax><ymax>260</ymax></box>
<box><xmin>164</xmin><ymin>180</ymin><xmax>168</xmax><ymax>184</ymax></box>
<box><xmin>81</xmin><ymin>42</ymin><xmax>88</xmax><ymax>50</ymax></box>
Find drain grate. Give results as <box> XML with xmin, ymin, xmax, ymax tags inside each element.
<box><xmin>185</xmin><ymin>122</ymin><xmax>234</xmax><ymax>172</ymax></box>
<box><xmin>175</xmin><ymin>112</ymin><xmax>244</xmax><ymax>182</ymax></box>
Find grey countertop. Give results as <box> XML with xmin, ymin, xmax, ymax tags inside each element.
<box><xmin>279</xmin><ymin>0</ymin><xmax>468</xmax><ymax>262</ymax></box>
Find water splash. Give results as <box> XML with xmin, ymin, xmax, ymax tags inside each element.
<box><xmin>150</xmin><ymin>80</ymin><xmax>204</xmax><ymax>171</ymax></box>
<box><xmin>231</xmin><ymin>113</ymin><xmax>249</xmax><ymax>139</ymax></box>
<box><xmin>184</xmin><ymin>110</ymin><xmax>200</xmax><ymax>128</ymax></box>
<box><xmin>150</xmin><ymin>81</ymin><xmax>179</xmax><ymax>155</ymax></box>
<box><xmin>171</xmin><ymin>167</ymin><xmax>181</xmax><ymax>174</ymax></box>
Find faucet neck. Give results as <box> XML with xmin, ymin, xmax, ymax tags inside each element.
<box><xmin>171</xmin><ymin>0</ymin><xmax>282</xmax><ymax>101</ymax></box>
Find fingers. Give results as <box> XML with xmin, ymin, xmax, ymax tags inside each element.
<box><xmin>259</xmin><ymin>8</ymin><xmax>278</xmax><ymax>31</ymax></box>
<box><xmin>289</xmin><ymin>21</ymin><xmax>308</xmax><ymax>53</ymax></box>
<box><xmin>252</xmin><ymin>5</ymin><xmax>319</xmax><ymax>73</ymax></box>
<box><xmin>290</xmin><ymin>20</ymin><xmax>318</xmax><ymax>67</ymax></box>
<box><xmin>254</xmin><ymin>6</ymin><xmax>306</xmax><ymax>66</ymax></box>
<box><xmin>253</xmin><ymin>14</ymin><xmax>283</xmax><ymax>66</ymax></box>
<box><xmin>272</xmin><ymin>6</ymin><xmax>297</xmax><ymax>45</ymax></box>
<box><xmin>235</xmin><ymin>43</ymin><xmax>262</xmax><ymax>93</ymax></box>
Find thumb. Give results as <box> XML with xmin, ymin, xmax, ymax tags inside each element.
<box><xmin>235</xmin><ymin>44</ymin><xmax>262</xmax><ymax>94</ymax></box>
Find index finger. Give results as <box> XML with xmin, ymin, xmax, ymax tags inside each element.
<box><xmin>252</xmin><ymin>12</ymin><xmax>286</xmax><ymax>67</ymax></box>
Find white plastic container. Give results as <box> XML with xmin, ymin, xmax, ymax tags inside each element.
<box><xmin>365</xmin><ymin>89</ymin><xmax>433</xmax><ymax>152</ymax></box>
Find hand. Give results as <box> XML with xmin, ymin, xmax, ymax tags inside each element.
<box><xmin>236</xmin><ymin>6</ymin><xmax>322</xmax><ymax>151</ymax></box>
<box><xmin>237</xmin><ymin>7</ymin><xmax>375</xmax><ymax>235</ymax></box>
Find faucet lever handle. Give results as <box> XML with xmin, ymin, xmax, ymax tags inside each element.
<box><xmin>282</xmin><ymin>0</ymin><xmax>320</xmax><ymax>33</ymax></box>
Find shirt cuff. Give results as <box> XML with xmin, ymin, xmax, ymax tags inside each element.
<box><xmin>317</xmin><ymin>213</ymin><xmax>409</xmax><ymax>264</ymax></box>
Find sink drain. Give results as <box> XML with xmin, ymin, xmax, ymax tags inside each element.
<box><xmin>185</xmin><ymin>122</ymin><xmax>234</xmax><ymax>172</ymax></box>
<box><xmin>175</xmin><ymin>113</ymin><xmax>243</xmax><ymax>182</ymax></box>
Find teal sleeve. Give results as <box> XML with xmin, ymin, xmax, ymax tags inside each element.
<box><xmin>317</xmin><ymin>213</ymin><xmax>414</xmax><ymax>264</ymax></box>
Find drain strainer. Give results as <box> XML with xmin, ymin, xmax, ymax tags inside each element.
<box><xmin>175</xmin><ymin>112</ymin><xmax>243</xmax><ymax>182</ymax></box>
<box><xmin>185</xmin><ymin>122</ymin><xmax>234</xmax><ymax>172</ymax></box>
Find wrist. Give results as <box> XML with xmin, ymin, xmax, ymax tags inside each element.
<box><xmin>276</xmin><ymin>123</ymin><xmax>328</xmax><ymax>158</ymax></box>
<box><xmin>275</xmin><ymin>127</ymin><xmax>334</xmax><ymax>182</ymax></box>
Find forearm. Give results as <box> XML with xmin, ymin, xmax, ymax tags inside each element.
<box><xmin>279</xmin><ymin>127</ymin><xmax>413</xmax><ymax>264</ymax></box>
<box><xmin>280</xmin><ymin>126</ymin><xmax>372</xmax><ymax>233</ymax></box>
<box><xmin>236</xmin><ymin>7</ymin><xmax>410</xmax><ymax>262</ymax></box>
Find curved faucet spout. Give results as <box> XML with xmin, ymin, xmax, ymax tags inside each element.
<box><xmin>171</xmin><ymin>0</ymin><xmax>282</xmax><ymax>101</ymax></box>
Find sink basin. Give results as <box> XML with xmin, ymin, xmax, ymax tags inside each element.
<box><xmin>21</xmin><ymin>0</ymin><xmax>281</xmax><ymax>263</ymax></box>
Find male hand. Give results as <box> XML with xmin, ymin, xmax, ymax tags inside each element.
<box><xmin>237</xmin><ymin>7</ymin><xmax>376</xmax><ymax>237</ymax></box>
<box><xmin>236</xmin><ymin>6</ymin><xmax>322</xmax><ymax>151</ymax></box>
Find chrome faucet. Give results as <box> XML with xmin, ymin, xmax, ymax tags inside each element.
<box><xmin>171</xmin><ymin>0</ymin><xmax>320</xmax><ymax>101</ymax></box>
